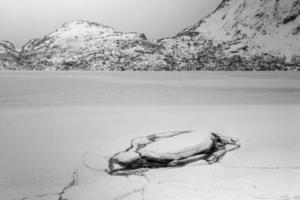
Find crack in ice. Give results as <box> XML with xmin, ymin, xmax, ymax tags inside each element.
<box><xmin>20</xmin><ymin>168</ymin><xmax>80</xmax><ymax>200</ymax></box>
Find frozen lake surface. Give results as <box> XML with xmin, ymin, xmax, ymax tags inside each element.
<box><xmin>0</xmin><ymin>72</ymin><xmax>299</xmax><ymax>200</ymax></box>
<box><xmin>1</xmin><ymin>72</ymin><xmax>300</xmax><ymax>107</ymax></box>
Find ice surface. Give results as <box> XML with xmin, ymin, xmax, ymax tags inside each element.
<box><xmin>0</xmin><ymin>72</ymin><xmax>299</xmax><ymax>200</ymax></box>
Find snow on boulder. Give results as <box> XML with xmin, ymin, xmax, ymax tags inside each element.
<box><xmin>108</xmin><ymin>130</ymin><xmax>240</xmax><ymax>175</ymax></box>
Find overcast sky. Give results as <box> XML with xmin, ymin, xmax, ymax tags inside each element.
<box><xmin>0</xmin><ymin>0</ymin><xmax>221</xmax><ymax>47</ymax></box>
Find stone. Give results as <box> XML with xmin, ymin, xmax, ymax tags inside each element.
<box><xmin>108</xmin><ymin>130</ymin><xmax>240</xmax><ymax>175</ymax></box>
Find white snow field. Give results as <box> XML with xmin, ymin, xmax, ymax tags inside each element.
<box><xmin>0</xmin><ymin>72</ymin><xmax>299</xmax><ymax>200</ymax></box>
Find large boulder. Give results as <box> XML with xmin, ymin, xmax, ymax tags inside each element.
<box><xmin>108</xmin><ymin>130</ymin><xmax>240</xmax><ymax>175</ymax></box>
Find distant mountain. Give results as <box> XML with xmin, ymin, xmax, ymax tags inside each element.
<box><xmin>19</xmin><ymin>20</ymin><xmax>166</xmax><ymax>70</ymax></box>
<box><xmin>0</xmin><ymin>0</ymin><xmax>299</xmax><ymax>71</ymax></box>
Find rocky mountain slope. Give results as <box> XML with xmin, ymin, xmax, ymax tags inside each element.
<box><xmin>0</xmin><ymin>0</ymin><xmax>299</xmax><ymax>71</ymax></box>
<box><xmin>160</xmin><ymin>0</ymin><xmax>300</xmax><ymax>70</ymax></box>
<box><xmin>0</xmin><ymin>41</ymin><xmax>20</xmax><ymax>70</ymax></box>
<box><xmin>18</xmin><ymin>20</ymin><xmax>167</xmax><ymax>71</ymax></box>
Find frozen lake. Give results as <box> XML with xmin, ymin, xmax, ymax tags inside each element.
<box><xmin>1</xmin><ymin>71</ymin><xmax>300</xmax><ymax>107</ymax></box>
<box><xmin>0</xmin><ymin>72</ymin><xmax>299</xmax><ymax>200</ymax></box>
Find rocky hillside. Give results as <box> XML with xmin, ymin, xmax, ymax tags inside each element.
<box><xmin>160</xmin><ymin>0</ymin><xmax>300</xmax><ymax>70</ymax></box>
<box><xmin>0</xmin><ymin>41</ymin><xmax>20</xmax><ymax>70</ymax></box>
<box><xmin>18</xmin><ymin>20</ymin><xmax>167</xmax><ymax>71</ymax></box>
<box><xmin>0</xmin><ymin>0</ymin><xmax>299</xmax><ymax>71</ymax></box>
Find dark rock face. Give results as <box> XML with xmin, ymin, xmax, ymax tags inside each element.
<box><xmin>0</xmin><ymin>41</ymin><xmax>20</xmax><ymax>70</ymax></box>
<box><xmin>108</xmin><ymin>131</ymin><xmax>240</xmax><ymax>175</ymax></box>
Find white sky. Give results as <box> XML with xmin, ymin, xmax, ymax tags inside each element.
<box><xmin>0</xmin><ymin>0</ymin><xmax>221</xmax><ymax>47</ymax></box>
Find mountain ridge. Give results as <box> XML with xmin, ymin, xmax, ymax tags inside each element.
<box><xmin>1</xmin><ymin>0</ymin><xmax>299</xmax><ymax>71</ymax></box>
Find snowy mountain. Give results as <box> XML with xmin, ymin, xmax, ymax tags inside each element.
<box><xmin>160</xmin><ymin>0</ymin><xmax>300</xmax><ymax>70</ymax></box>
<box><xmin>19</xmin><ymin>20</ymin><xmax>167</xmax><ymax>70</ymax></box>
<box><xmin>0</xmin><ymin>0</ymin><xmax>299</xmax><ymax>71</ymax></box>
<box><xmin>180</xmin><ymin>0</ymin><xmax>299</xmax><ymax>56</ymax></box>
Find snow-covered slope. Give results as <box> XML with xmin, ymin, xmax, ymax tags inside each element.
<box><xmin>181</xmin><ymin>0</ymin><xmax>299</xmax><ymax>55</ymax></box>
<box><xmin>0</xmin><ymin>0</ymin><xmax>299</xmax><ymax>71</ymax></box>
<box><xmin>160</xmin><ymin>0</ymin><xmax>300</xmax><ymax>70</ymax></box>
<box><xmin>19</xmin><ymin>20</ymin><xmax>167</xmax><ymax>70</ymax></box>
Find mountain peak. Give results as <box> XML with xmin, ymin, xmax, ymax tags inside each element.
<box><xmin>61</xmin><ymin>20</ymin><xmax>115</xmax><ymax>31</ymax></box>
<box><xmin>18</xmin><ymin>19</ymin><xmax>164</xmax><ymax>71</ymax></box>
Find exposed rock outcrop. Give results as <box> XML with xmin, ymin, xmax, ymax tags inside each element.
<box><xmin>108</xmin><ymin>131</ymin><xmax>240</xmax><ymax>175</ymax></box>
<box><xmin>0</xmin><ymin>41</ymin><xmax>20</xmax><ymax>70</ymax></box>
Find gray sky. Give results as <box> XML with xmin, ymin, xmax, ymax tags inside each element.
<box><xmin>0</xmin><ymin>0</ymin><xmax>221</xmax><ymax>47</ymax></box>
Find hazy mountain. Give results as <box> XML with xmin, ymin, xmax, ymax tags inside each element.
<box><xmin>0</xmin><ymin>0</ymin><xmax>299</xmax><ymax>71</ymax></box>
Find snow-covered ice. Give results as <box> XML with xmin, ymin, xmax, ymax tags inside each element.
<box><xmin>0</xmin><ymin>72</ymin><xmax>299</xmax><ymax>200</ymax></box>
